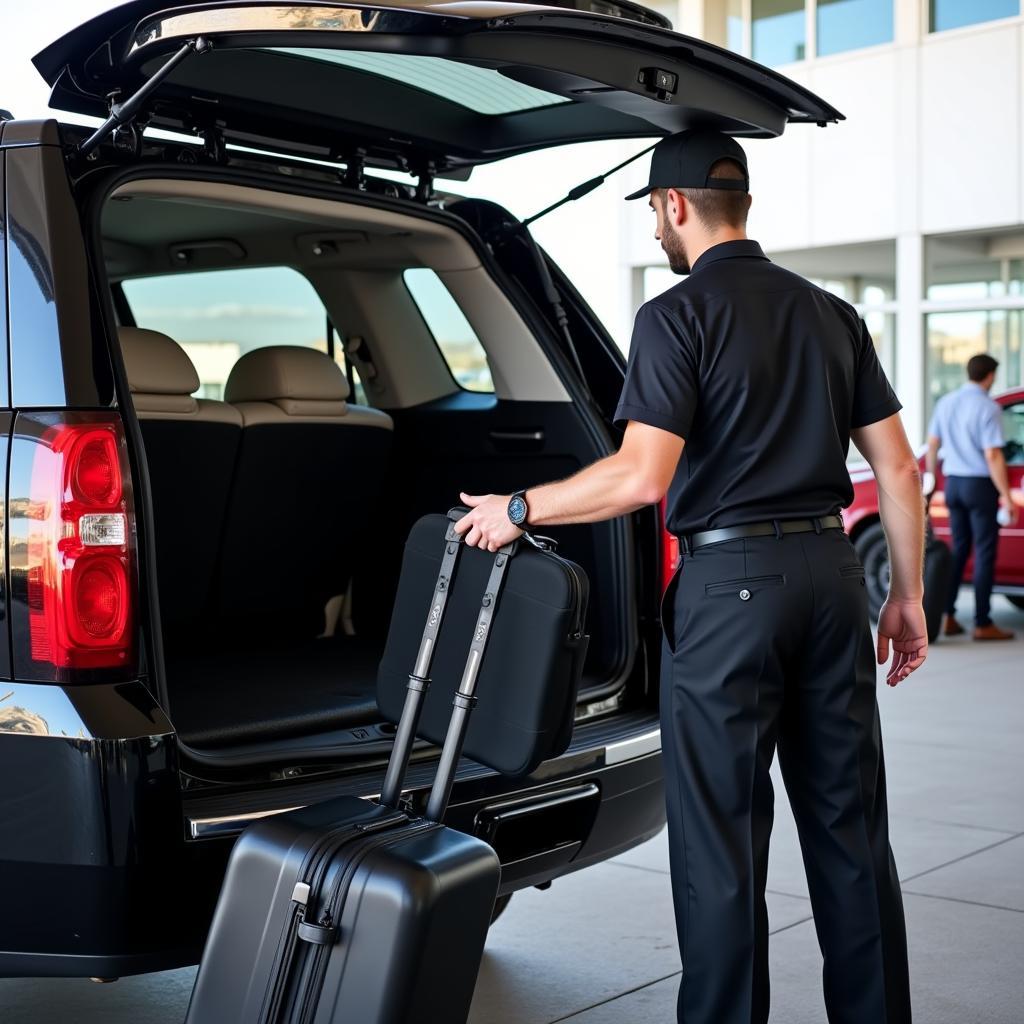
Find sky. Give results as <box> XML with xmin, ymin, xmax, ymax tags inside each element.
<box><xmin>0</xmin><ymin>1</ymin><xmax>657</xmax><ymax>346</ymax></box>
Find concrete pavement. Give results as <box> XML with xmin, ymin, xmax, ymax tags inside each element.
<box><xmin>2</xmin><ymin>596</ymin><xmax>1021</xmax><ymax>1023</ymax></box>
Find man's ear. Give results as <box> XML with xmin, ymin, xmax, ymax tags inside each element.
<box><xmin>665</xmin><ymin>187</ymin><xmax>686</xmax><ymax>227</ymax></box>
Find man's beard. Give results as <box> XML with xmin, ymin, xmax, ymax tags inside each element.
<box><xmin>662</xmin><ymin>221</ymin><xmax>690</xmax><ymax>275</ymax></box>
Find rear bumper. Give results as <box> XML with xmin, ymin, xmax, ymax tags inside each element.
<box><xmin>0</xmin><ymin>709</ymin><xmax>664</xmax><ymax>977</ymax></box>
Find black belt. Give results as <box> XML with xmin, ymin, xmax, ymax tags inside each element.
<box><xmin>679</xmin><ymin>515</ymin><xmax>844</xmax><ymax>555</ymax></box>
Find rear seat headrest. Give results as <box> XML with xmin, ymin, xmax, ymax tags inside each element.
<box><xmin>224</xmin><ymin>346</ymin><xmax>352</xmax><ymax>416</ymax></box>
<box><xmin>118</xmin><ymin>326</ymin><xmax>241</xmax><ymax>425</ymax></box>
<box><xmin>119</xmin><ymin>326</ymin><xmax>201</xmax><ymax>415</ymax></box>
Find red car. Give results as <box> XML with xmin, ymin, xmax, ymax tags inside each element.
<box><xmin>847</xmin><ymin>387</ymin><xmax>1024</xmax><ymax>618</ymax></box>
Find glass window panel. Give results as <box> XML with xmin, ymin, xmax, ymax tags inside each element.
<box><xmin>123</xmin><ymin>267</ymin><xmax>330</xmax><ymax>401</ymax></box>
<box><xmin>404</xmin><ymin>269</ymin><xmax>494</xmax><ymax>393</ymax></box>
<box><xmin>930</xmin><ymin>0</ymin><xmax>1019</xmax><ymax>33</ymax></box>
<box><xmin>642</xmin><ymin>265</ymin><xmax>682</xmax><ymax>303</ymax></box>
<box><xmin>1009</xmin><ymin>258</ymin><xmax>1024</xmax><ymax>296</ymax></box>
<box><xmin>817</xmin><ymin>0</ymin><xmax>893</xmax><ymax>56</ymax></box>
<box><xmin>865</xmin><ymin>310</ymin><xmax>897</xmax><ymax>384</ymax></box>
<box><xmin>752</xmin><ymin>0</ymin><xmax>806</xmax><ymax>66</ymax></box>
<box><xmin>270</xmin><ymin>49</ymin><xmax>569</xmax><ymax>116</ymax></box>
<box><xmin>925</xmin><ymin>237</ymin><xmax>1007</xmax><ymax>300</ymax></box>
<box><xmin>1003</xmin><ymin>401</ymin><xmax>1024</xmax><ymax>465</ymax></box>
<box><xmin>925</xmin><ymin>309</ymin><xmax>1023</xmax><ymax>420</ymax></box>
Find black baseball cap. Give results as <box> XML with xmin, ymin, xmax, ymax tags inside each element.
<box><xmin>625</xmin><ymin>129</ymin><xmax>749</xmax><ymax>200</ymax></box>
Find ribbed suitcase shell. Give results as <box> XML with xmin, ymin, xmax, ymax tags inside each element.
<box><xmin>185</xmin><ymin>796</ymin><xmax>499</xmax><ymax>1024</ymax></box>
<box><xmin>186</xmin><ymin>511</ymin><xmax>522</xmax><ymax>1024</ymax></box>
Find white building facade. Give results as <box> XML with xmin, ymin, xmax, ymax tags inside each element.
<box><xmin>617</xmin><ymin>0</ymin><xmax>1024</xmax><ymax>445</ymax></box>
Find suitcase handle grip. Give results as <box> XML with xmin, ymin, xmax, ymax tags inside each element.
<box><xmin>380</xmin><ymin>519</ymin><xmax>465</xmax><ymax>809</ymax></box>
<box><xmin>425</xmin><ymin>541</ymin><xmax>515</xmax><ymax>822</ymax></box>
<box><xmin>382</xmin><ymin>511</ymin><xmax>517</xmax><ymax>819</ymax></box>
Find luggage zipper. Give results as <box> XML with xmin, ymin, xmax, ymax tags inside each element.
<box><xmin>522</xmin><ymin>534</ymin><xmax>583</xmax><ymax>641</ymax></box>
<box><xmin>550</xmin><ymin>552</ymin><xmax>584</xmax><ymax>640</ymax></box>
<box><xmin>259</xmin><ymin>808</ymin><xmax>408</xmax><ymax>1024</ymax></box>
<box><xmin>292</xmin><ymin>819</ymin><xmax>444</xmax><ymax>1024</ymax></box>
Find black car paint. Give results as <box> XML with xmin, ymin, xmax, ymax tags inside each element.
<box><xmin>32</xmin><ymin>0</ymin><xmax>841</xmax><ymax>176</ymax></box>
<box><xmin>0</xmin><ymin>120</ymin><xmax>666</xmax><ymax>977</ymax></box>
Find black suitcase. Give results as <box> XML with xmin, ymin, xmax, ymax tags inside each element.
<box><xmin>924</xmin><ymin>517</ymin><xmax>953</xmax><ymax>643</ymax></box>
<box><xmin>186</xmin><ymin>513</ymin><xmax>528</xmax><ymax>1024</ymax></box>
<box><xmin>377</xmin><ymin>509</ymin><xmax>590</xmax><ymax>777</ymax></box>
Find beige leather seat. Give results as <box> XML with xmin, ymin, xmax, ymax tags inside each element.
<box><xmin>119</xmin><ymin>328</ymin><xmax>242</xmax><ymax>636</ymax></box>
<box><xmin>220</xmin><ymin>346</ymin><xmax>393</xmax><ymax>637</ymax></box>
<box><xmin>120</xmin><ymin>327</ymin><xmax>241</xmax><ymax>425</ymax></box>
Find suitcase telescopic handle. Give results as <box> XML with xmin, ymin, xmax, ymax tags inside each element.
<box><xmin>380</xmin><ymin>518</ymin><xmax>466</xmax><ymax>809</ymax></box>
<box><xmin>424</xmin><ymin>538</ymin><xmax>515</xmax><ymax>823</ymax></box>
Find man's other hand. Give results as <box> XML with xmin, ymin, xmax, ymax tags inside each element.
<box><xmin>453</xmin><ymin>492</ymin><xmax>524</xmax><ymax>551</ymax></box>
<box><xmin>998</xmin><ymin>496</ymin><xmax>1020</xmax><ymax>526</ymax></box>
<box><xmin>876</xmin><ymin>599</ymin><xmax>928</xmax><ymax>686</ymax></box>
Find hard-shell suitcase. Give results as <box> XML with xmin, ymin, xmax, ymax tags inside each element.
<box><xmin>377</xmin><ymin>509</ymin><xmax>590</xmax><ymax>777</ymax></box>
<box><xmin>186</xmin><ymin>511</ymin><xmax>526</xmax><ymax>1024</ymax></box>
<box><xmin>924</xmin><ymin>518</ymin><xmax>953</xmax><ymax>644</ymax></box>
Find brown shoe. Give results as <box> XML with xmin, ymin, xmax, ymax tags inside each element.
<box><xmin>973</xmin><ymin>624</ymin><xmax>1015</xmax><ymax>641</ymax></box>
<box><xmin>943</xmin><ymin>615</ymin><xmax>965</xmax><ymax>637</ymax></box>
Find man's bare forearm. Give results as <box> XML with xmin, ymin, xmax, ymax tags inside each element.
<box><xmin>524</xmin><ymin>453</ymin><xmax>652</xmax><ymax>527</ymax></box>
<box><xmin>851</xmin><ymin>415</ymin><xmax>926</xmax><ymax>604</ymax></box>
<box><xmin>986</xmin><ymin>449</ymin><xmax>1012</xmax><ymax>501</ymax></box>
<box><xmin>877</xmin><ymin>462</ymin><xmax>926</xmax><ymax>601</ymax></box>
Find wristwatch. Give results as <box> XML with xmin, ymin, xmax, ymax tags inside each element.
<box><xmin>507</xmin><ymin>489</ymin><xmax>530</xmax><ymax>528</ymax></box>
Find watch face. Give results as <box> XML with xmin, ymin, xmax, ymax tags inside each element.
<box><xmin>508</xmin><ymin>495</ymin><xmax>527</xmax><ymax>525</ymax></box>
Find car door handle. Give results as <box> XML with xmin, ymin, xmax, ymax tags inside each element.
<box><xmin>489</xmin><ymin>430</ymin><xmax>544</xmax><ymax>442</ymax></box>
<box><xmin>489</xmin><ymin>429</ymin><xmax>545</xmax><ymax>452</ymax></box>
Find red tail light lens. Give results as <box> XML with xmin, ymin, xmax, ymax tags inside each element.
<box><xmin>11</xmin><ymin>413</ymin><xmax>137</xmax><ymax>680</ymax></box>
<box><xmin>659</xmin><ymin>496</ymin><xmax>680</xmax><ymax>592</ymax></box>
<box><xmin>72</xmin><ymin>432</ymin><xmax>121</xmax><ymax>505</ymax></box>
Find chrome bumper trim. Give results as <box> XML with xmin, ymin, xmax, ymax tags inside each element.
<box><xmin>187</xmin><ymin>725</ymin><xmax>664</xmax><ymax>839</ymax></box>
<box><xmin>604</xmin><ymin>727</ymin><xmax>662</xmax><ymax>766</ymax></box>
<box><xmin>189</xmin><ymin>805</ymin><xmax>303</xmax><ymax>840</ymax></box>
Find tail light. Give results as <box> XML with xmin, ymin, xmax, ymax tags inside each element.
<box><xmin>658</xmin><ymin>496</ymin><xmax>680</xmax><ymax>592</ymax></box>
<box><xmin>11</xmin><ymin>413</ymin><xmax>137</xmax><ymax>681</ymax></box>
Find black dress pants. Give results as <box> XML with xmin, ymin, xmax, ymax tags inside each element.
<box><xmin>659</xmin><ymin>526</ymin><xmax>911</xmax><ymax>1024</ymax></box>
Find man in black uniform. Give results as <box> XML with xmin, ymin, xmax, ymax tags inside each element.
<box><xmin>454</xmin><ymin>130</ymin><xmax>927</xmax><ymax>1023</ymax></box>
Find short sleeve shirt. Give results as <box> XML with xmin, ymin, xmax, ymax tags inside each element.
<box><xmin>927</xmin><ymin>382</ymin><xmax>1005</xmax><ymax>478</ymax></box>
<box><xmin>613</xmin><ymin>239</ymin><xmax>902</xmax><ymax>537</ymax></box>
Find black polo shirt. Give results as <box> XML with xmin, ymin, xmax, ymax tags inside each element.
<box><xmin>613</xmin><ymin>239</ymin><xmax>901</xmax><ymax>537</ymax></box>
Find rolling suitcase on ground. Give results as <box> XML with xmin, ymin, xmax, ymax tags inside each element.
<box><xmin>186</xmin><ymin>512</ymin><xmax>526</xmax><ymax>1024</ymax></box>
<box><xmin>924</xmin><ymin>515</ymin><xmax>953</xmax><ymax>643</ymax></box>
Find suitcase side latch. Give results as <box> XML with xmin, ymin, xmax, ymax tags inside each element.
<box><xmin>291</xmin><ymin>883</ymin><xmax>340</xmax><ymax>945</ymax></box>
<box><xmin>296</xmin><ymin>917</ymin><xmax>339</xmax><ymax>946</ymax></box>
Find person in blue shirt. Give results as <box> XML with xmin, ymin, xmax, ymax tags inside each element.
<box><xmin>926</xmin><ymin>354</ymin><xmax>1018</xmax><ymax>640</ymax></box>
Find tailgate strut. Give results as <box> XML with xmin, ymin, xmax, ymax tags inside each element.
<box><xmin>78</xmin><ymin>36</ymin><xmax>211</xmax><ymax>157</ymax></box>
<box><xmin>499</xmin><ymin>141</ymin><xmax>659</xmax><ymax>395</ymax></box>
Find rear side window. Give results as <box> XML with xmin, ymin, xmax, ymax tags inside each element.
<box><xmin>122</xmin><ymin>266</ymin><xmax>365</xmax><ymax>402</ymax></box>
<box><xmin>403</xmin><ymin>269</ymin><xmax>494</xmax><ymax>393</ymax></box>
<box><xmin>1003</xmin><ymin>401</ymin><xmax>1024</xmax><ymax>466</ymax></box>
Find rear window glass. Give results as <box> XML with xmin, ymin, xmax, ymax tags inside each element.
<box><xmin>269</xmin><ymin>49</ymin><xmax>570</xmax><ymax>115</ymax></box>
<box><xmin>403</xmin><ymin>269</ymin><xmax>494</xmax><ymax>393</ymax></box>
<box><xmin>122</xmin><ymin>266</ymin><xmax>365</xmax><ymax>403</ymax></box>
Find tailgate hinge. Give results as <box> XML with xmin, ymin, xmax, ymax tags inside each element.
<box><xmin>78</xmin><ymin>36</ymin><xmax>212</xmax><ymax>158</ymax></box>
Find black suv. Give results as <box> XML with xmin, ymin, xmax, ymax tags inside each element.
<box><xmin>0</xmin><ymin>0</ymin><xmax>838</xmax><ymax>979</ymax></box>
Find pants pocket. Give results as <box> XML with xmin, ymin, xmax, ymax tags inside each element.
<box><xmin>704</xmin><ymin>574</ymin><xmax>786</xmax><ymax>599</ymax></box>
<box><xmin>660</xmin><ymin>564</ymin><xmax>683</xmax><ymax>654</ymax></box>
